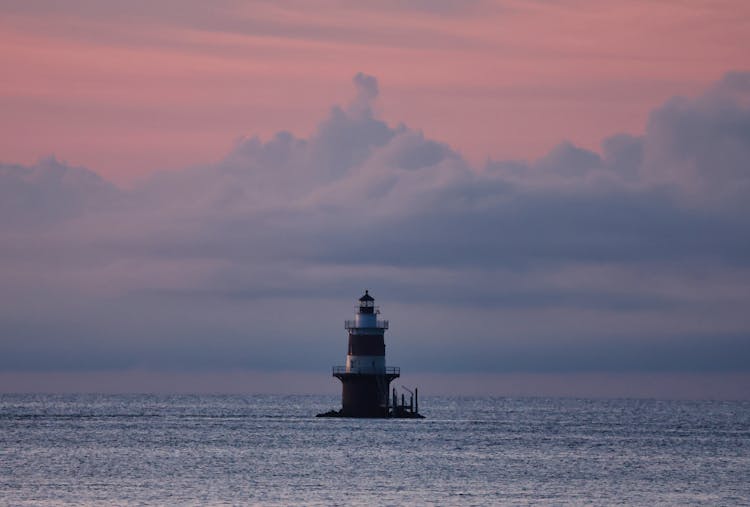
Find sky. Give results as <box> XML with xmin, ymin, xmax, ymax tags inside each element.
<box><xmin>1</xmin><ymin>0</ymin><xmax>749</xmax><ymax>398</ymax></box>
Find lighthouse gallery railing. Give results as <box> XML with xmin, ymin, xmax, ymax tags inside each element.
<box><xmin>332</xmin><ymin>366</ymin><xmax>400</xmax><ymax>375</ymax></box>
<box><xmin>344</xmin><ymin>320</ymin><xmax>389</xmax><ymax>330</ymax></box>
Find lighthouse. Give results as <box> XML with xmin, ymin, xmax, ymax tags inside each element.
<box><xmin>318</xmin><ymin>291</ymin><xmax>422</xmax><ymax>418</ymax></box>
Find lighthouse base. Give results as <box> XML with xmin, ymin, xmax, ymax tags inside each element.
<box><xmin>315</xmin><ymin>408</ymin><xmax>424</xmax><ymax>419</ymax></box>
<box><xmin>318</xmin><ymin>370</ymin><xmax>424</xmax><ymax>418</ymax></box>
<box><xmin>332</xmin><ymin>371</ymin><xmax>400</xmax><ymax>418</ymax></box>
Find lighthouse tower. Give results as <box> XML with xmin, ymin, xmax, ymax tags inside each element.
<box><xmin>332</xmin><ymin>291</ymin><xmax>400</xmax><ymax>417</ymax></box>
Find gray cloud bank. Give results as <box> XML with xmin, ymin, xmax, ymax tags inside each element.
<box><xmin>1</xmin><ymin>72</ymin><xmax>750</xmax><ymax>385</ymax></box>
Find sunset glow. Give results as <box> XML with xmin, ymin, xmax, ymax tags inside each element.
<box><xmin>2</xmin><ymin>1</ymin><xmax>748</xmax><ymax>181</ymax></box>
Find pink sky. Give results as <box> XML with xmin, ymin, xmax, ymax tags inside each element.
<box><xmin>2</xmin><ymin>0</ymin><xmax>748</xmax><ymax>183</ymax></box>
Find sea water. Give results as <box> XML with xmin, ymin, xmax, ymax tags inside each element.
<box><xmin>1</xmin><ymin>394</ymin><xmax>749</xmax><ymax>506</ymax></box>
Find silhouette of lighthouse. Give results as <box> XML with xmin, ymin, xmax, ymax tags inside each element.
<box><xmin>318</xmin><ymin>290</ymin><xmax>422</xmax><ymax>418</ymax></box>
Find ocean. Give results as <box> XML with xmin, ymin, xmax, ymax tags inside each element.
<box><xmin>1</xmin><ymin>394</ymin><xmax>749</xmax><ymax>506</ymax></box>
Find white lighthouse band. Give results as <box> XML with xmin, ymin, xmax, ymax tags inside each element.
<box><xmin>345</xmin><ymin>355</ymin><xmax>386</xmax><ymax>374</ymax></box>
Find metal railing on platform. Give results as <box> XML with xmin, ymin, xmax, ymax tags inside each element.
<box><xmin>332</xmin><ymin>366</ymin><xmax>400</xmax><ymax>375</ymax></box>
<box><xmin>344</xmin><ymin>320</ymin><xmax>389</xmax><ymax>330</ymax></box>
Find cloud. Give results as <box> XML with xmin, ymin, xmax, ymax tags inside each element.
<box><xmin>643</xmin><ymin>72</ymin><xmax>750</xmax><ymax>202</ymax></box>
<box><xmin>352</xmin><ymin>72</ymin><xmax>379</xmax><ymax>107</ymax></box>
<box><xmin>1</xmin><ymin>72</ymin><xmax>749</xmax><ymax>377</ymax></box>
<box><xmin>0</xmin><ymin>156</ymin><xmax>120</xmax><ymax>230</ymax></box>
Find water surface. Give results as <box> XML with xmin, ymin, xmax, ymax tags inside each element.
<box><xmin>2</xmin><ymin>395</ymin><xmax>749</xmax><ymax>505</ymax></box>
